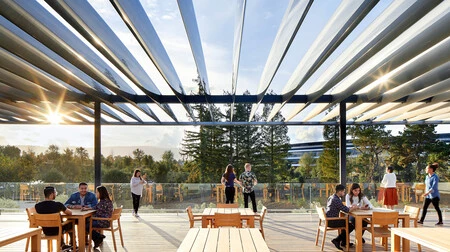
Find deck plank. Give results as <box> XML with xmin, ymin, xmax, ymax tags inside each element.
<box><xmin>0</xmin><ymin>211</ymin><xmax>443</xmax><ymax>251</ymax></box>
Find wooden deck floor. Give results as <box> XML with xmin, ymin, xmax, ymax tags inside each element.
<box><xmin>0</xmin><ymin>211</ymin><xmax>446</xmax><ymax>251</ymax></box>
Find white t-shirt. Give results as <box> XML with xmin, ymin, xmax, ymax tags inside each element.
<box><xmin>345</xmin><ymin>194</ymin><xmax>373</xmax><ymax>209</ymax></box>
<box><xmin>130</xmin><ymin>177</ymin><xmax>147</xmax><ymax>195</ymax></box>
<box><xmin>380</xmin><ymin>173</ymin><xmax>396</xmax><ymax>188</ymax></box>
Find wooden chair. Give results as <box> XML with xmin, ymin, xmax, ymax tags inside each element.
<box><xmin>403</xmin><ymin>205</ymin><xmax>421</xmax><ymax>252</ymax></box>
<box><xmin>414</xmin><ymin>183</ymin><xmax>425</xmax><ymax>203</ymax></box>
<box><xmin>254</xmin><ymin>206</ymin><xmax>267</xmax><ymax>239</ymax></box>
<box><xmin>88</xmin><ymin>206</ymin><xmax>124</xmax><ymax>252</ymax></box>
<box><xmin>217</xmin><ymin>203</ymin><xmax>238</xmax><ymax>208</ymax></box>
<box><xmin>367</xmin><ymin>211</ymin><xmax>398</xmax><ymax>251</ymax></box>
<box><xmin>213</xmin><ymin>212</ymin><xmax>242</xmax><ymax>228</ymax></box>
<box><xmin>315</xmin><ymin>206</ymin><xmax>349</xmax><ymax>251</ymax></box>
<box><xmin>20</xmin><ymin>184</ymin><xmax>30</xmax><ymax>201</ymax></box>
<box><xmin>156</xmin><ymin>184</ymin><xmax>164</xmax><ymax>202</ymax></box>
<box><xmin>32</xmin><ymin>212</ymin><xmax>76</xmax><ymax>252</ymax></box>
<box><xmin>186</xmin><ymin>206</ymin><xmax>202</xmax><ymax>228</ymax></box>
<box><xmin>25</xmin><ymin>207</ymin><xmax>37</xmax><ymax>252</ymax></box>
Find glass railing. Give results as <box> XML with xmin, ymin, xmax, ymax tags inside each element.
<box><xmin>0</xmin><ymin>182</ymin><xmax>448</xmax><ymax>212</ymax></box>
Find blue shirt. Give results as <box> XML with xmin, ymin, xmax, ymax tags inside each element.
<box><xmin>223</xmin><ymin>173</ymin><xmax>236</xmax><ymax>187</ymax></box>
<box><xmin>425</xmin><ymin>173</ymin><xmax>440</xmax><ymax>199</ymax></box>
<box><xmin>64</xmin><ymin>191</ymin><xmax>98</xmax><ymax>207</ymax></box>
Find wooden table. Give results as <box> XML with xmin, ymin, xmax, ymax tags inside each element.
<box><xmin>391</xmin><ymin>227</ymin><xmax>450</xmax><ymax>252</ymax></box>
<box><xmin>0</xmin><ymin>227</ymin><xmax>41</xmax><ymax>252</ymax></box>
<box><xmin>201</xmin><ymin>208</ymin><xmax>256</xmax><ymax>228</ymax></box>
<box><xmin>349</xmin><ymin>209</ymin><xmax>410</xmax><ymax>252</ymax></box>
<box><xmin>63</xmin><ymin>209</ymin><xmax>95</xmax><ymax>251</ymax></box>
<box><xmin>177</xmin><ymin>228</ymin><xmax>269</xmax><ymax>252</ymax></box>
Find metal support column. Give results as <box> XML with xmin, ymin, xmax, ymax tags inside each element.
<box><xmin>339</xmin><ymin>101</ymin><xmax>347</xmax><ymax>185</ymax></box>
<box><xmin>94</xmin><ymin>101</ymin><xmax>101</xmax><ymax>188</ymax></box>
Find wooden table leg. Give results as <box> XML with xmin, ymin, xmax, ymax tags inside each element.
<box><xmin>391</xmin><ymin>232</ymin><xmax>401</xmax><ymax>252</ymax></box>
<box><xmin>401</xmin><ymin>216</ymin><xmax>410</xmax><ymax>251</ymax></box>
<box><xmin>78</xmin><ymin>218</ymin><xmax>86</xmax><ymax>251</ymax></box>
<box><xmin>202</xmin><ymin>216</ymin><xmax>208</xmax><ymax>228</ymax></box>
<box><xmin>355</xmin><ymin>216</ymin><xmax>363</xmax><ymax>252</ymax></box>
<box><xmin>31</xmin><ymin>230</ymin><xmax>41</xmax><ymax>252</ymax></box>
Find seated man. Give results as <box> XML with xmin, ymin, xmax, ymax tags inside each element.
<box><xmin>326</xmin><ymin>184</ymin><xmax>357</xmax><ymax>251</ymax></box>
<box><xmin>35</xmin><ymin>186</ymin><xmax>73</xmax><ymax>250</ymax></box>
<box><xmin>65</xmin><ymin>182</ymin><xmax>97</xmax><ymax>209</ymax></box>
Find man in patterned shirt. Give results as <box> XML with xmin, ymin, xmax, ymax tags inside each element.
<box><xmin>239</xmin><ymin>163</ymin><xmax>258</xmax><ymax>213</ymax></box>
<box><xmin>326</xmin><ymin>184</ymin><xmax>357</xmax><ymax>250</ymax></box>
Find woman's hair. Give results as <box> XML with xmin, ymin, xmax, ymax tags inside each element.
<box><xmin>387</xmin><ymin>166</ymin><xmax>394</xmax><ymax>173</ymax></box>
<box><xmin>348</xmin><ymin>183</ymin><xmax>364</xmax><ymax>204</ymax></box>
<box><xmin>96</xmin><ymin>185</ymin><xmax>110</xmax><ymax>201</ymax></box>
<box><xmin>429</xmin><ymin>162</ymin><xmax>439</xmax><ymax>172</ymax></box>
<box><xmin>133</xmin><ymin>169</ymin><xmax>141</xmax><ymax>178</ymax></box>
<box><xmin>224</xmin><ymin>164</ymin><xmax>234</xmax><ymax>182</ymax></box>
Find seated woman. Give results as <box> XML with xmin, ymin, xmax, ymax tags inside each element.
<box><xmin>345</xmin><ymin>183</ymin><xmax>373</xmax><ymax>243</ymax></box>
<box><xmin>82</xmin><ymin>186</ymin><xmax>113</xmax><ymax>248</ymax></box>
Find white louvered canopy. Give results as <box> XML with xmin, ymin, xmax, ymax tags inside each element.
<box><xmin>0</xmin><ymin>0</ymin><xmax>449</xmax><ymax>126</ymax></box>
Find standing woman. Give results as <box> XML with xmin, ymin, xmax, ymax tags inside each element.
<box><xmin>82</xmin><ymin>186</ymin><xmax>113</xmax><ymax>249</ymax></box>
<box><xmin>418</xmin><ymin>163</ymin><xmax>443</xmax><ymax>225</ymax></box>
<box><xmin>130</xmin><ymin>169</ymin><xmax>147</xmax><ymax>217</ymax></box>
<box><xmin>380</xmin><ymin>166</ymin><xmax>398</xmax><ymax>210</ymax></box>
<box><xmin>221</xmin><ymin>164</ymin><xmax>241</xmax><ymax>204</ymax></box>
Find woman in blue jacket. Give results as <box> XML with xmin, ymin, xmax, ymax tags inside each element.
<box><xmin>418</xmin><ymin>163</ymin><xmax>443</xmax><ymax>225</ymax></box>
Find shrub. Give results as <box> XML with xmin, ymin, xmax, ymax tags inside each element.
<box><xmin>0</xmin><ymin>197</ymin><xmax>19</xmax><ymax>208</ymax></box>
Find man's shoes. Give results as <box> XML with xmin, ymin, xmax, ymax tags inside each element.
<box><xmin>435</xmin><ymin>222</ymin><xmax>444</xmax><ymax>226</ymax></box>
<box><xmin>332</xmin><ymin>239</ymin><xmax>343</xmax><ymax>251</ymax></box>
<box><xmin>132</xmin><ymin>210</ymin><xmax>135</xmax><ymax>216</ymax></box>
<box><xmin>417</xmin><ymin>221</ymin><xmax>423</xmax><ymax>225</ymax></box>
<box><xmin>61</xmin><ymin>244</ymin><xmax>72</xmax><ymax>251</ymax></box>
<box><xmin>93</xmin><ymin>237</ymin><xmax>104</xmax><ymax>249</ymax></box>
<box><xmin>341</xmin><ymin>242</ymin><xmax>354</xmax><ymax>247</ymax></box>
<box><xmin>135</xmin><ymin>213</ymin><xmax>140</xmax><ymax>218</ymax></box>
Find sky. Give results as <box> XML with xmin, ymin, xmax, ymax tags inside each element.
<box><xmin>1</xmin><ymin>0</ymin><xmax>449</xmax><ymax>158</ymax></box>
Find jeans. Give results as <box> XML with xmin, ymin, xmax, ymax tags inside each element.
<box><xmin>225</xmin><ymin>187</ymin><xmax>235</xmax><ymax>203</ymax></box>
<box><xmin>328</xmin><ymin>219</ymin><xmax>355</xmax><ymax>244</ymax></box>
<box><xmin>243</xmin><ymin>191</ymin><xmax>257</xmax><ymax>212</ymax></box>
<box><xmin>131</xmin><ymin>193</ymin><xmax>141</xmax><ymax>214</ymax></box>
<box><xmin>420</xmin><ymin>197</ymin><xmax>443</xmax><ymax>223</ymax></box>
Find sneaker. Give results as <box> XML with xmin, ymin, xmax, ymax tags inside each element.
<box><xmin>417</xmin><ymin>221</ymin><xmax>423</xmax><ymax>225</ymax></box>
<box><xmin>135</xmin><ymin>213</ymin><xmax>140</xmax><ymax>218</ymax></box>
<box><xmin>341</xmin><ymin>242</ymin><xmax>354</xmax><ymax>247</ymax></box>
<box><xmin>61</xmin><ymin>244</ymin><xmax>72</xmax><ymax>251</ymax></box>
<box><xmin>93</xmin><ymin>237</ymin><xmax>104</xmax><ymax>249</ymax></box>
<box><xmin>132</xmin><ymin>210</ymin><xmax>135</xmax><ymax>216</ymax></box>
<box><xmin>435</xmin><ymin>222</ymin><xmax>443</xmax><ymax>226</ymax></box>
<box><xmin>332</xmin><ymin>239</ymin><xmax>343</xmax><ymax>251</ymax></box>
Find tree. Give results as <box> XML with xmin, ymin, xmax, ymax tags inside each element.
<box><xmin>0</xmin><ymin>145</ymin><xmax>21</xmax><ymax>159</ymax></box>
<box><xmin>133</xmin><ymin>148</ymin><xmax>145</xmax><ymax>167</ymax></box>
<box><xmin>295</xmin><ymin>152</ymin><xmax>316</xmax><ymax>182</ymax></box>
<box><xmin>348</xmin><ymin>124</ymin><xmax>391</xmax><ymax>183</ymax></box>
<box><xmin>258</xmin><ymin>97</ymin><xmax>291</xmax><ymax>183</ymax></box>
<box><xmin>180</xmin><ymin>82</ymin><xmax>229</xmax><ymax>182</ymax></box>
<box><xmin>317</xmin><ymin>123</ymin><xmax>340</xmax><ymax>182</ymax></box>
<box><xmin>389</xmin><ymin>124</ymin><xmax>437</xmax><ymax>181</ymax></box>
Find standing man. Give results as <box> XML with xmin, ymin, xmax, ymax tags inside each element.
<box><xmin>418</xmin><ymin>163</ymin><xmax>443</xmax><ymax>225</ymax></box>
<box><xmin>326</xmin><ymin>184</ymin><xmax>356</xmax><ymax>250</ymax></box>
<box><xmin>35</xmin><ymin>186</ymin><xmax>73</xmax><ymax>250</ymax></box>
<box><xmin>65</xmin><ymin>182</ymin><xmax>98</xmax><ymax>209</ymax></box>
<box><xmin>239</xmin><ymin>163</ymin><xmax>258</xmax><ymax>213</ymax></box>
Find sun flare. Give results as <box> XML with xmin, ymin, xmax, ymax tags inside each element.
<box><xmin>46</xmin><ymin>112</ymin><xmax>63</xmax><ymax>125</ymax></box>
